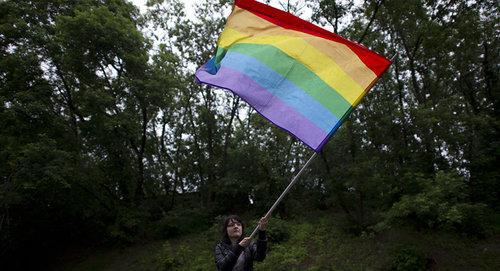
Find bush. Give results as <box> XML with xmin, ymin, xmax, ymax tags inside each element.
<box><xmin>383</xmin><ymin>171</ymin><xmax>492</xmax><ymax>236</ymax></box>
<box><xmin>107</xmin><ymin>207</ymin><xmax>146</xmax><ymax>244</ymax></box>
<box><xmin>263</xmin><ymin>217</ymin><xmax>290</xmax><ymax>243</ymax></box>
<box><xmin>452</xmin><ymin>203</ymin><xmax>492</xmax><ymax>237</ymax></box>
<box><xmin>157</xmin><ymin>243</ymin><xmax>177</xmax><ymax>270</ymax></box>
<box><xmin>388</xmin><ymin>246</ymin><xmax>426</xmax><ymax>271</ymax></box>
<box><xmin>153</xmin><ymin>208</ymin><xmax>211</xmax><ymax>238</ymax></box>
<box><xmin>156</xmin><ymin>239</ymin><xmax>214</xmax><ymax>271</ymax></box>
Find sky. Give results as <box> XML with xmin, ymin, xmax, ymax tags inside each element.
<box><xmin>127</xmin><ymin>0</ymin><xmax>362</xmax><ymax>34</ymax></box>
<box><xmin>128</xmin><ymin>0</ymin><xmax>313</xmax><ymax>21</ymax></box>
<box><xmin>130</xmin><ymin>0</ymin><xmax>197</xmax><ymax>17</ymax></box>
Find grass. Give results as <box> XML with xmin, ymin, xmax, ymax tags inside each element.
<box><xmin>54</xmin><ymin>212</ymin><xmax>500</xmax><ymax>271</ymax></box>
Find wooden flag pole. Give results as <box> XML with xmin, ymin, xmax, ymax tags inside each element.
<box><xmin>249</xmin><ymin>151</ymin><xmax>318</xmax><ymax>239</ymax></box>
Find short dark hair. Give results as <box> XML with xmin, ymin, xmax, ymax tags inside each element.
<box><xmin>221</xmin><ymin>215</ymin><xmax>245</xmax><ymax>244</ymax></box>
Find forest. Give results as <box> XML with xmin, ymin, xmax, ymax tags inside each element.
<box><xmin>0</xmin><ymin>0</ymin><xmax>498</xmax><ymax>270</ymax></box>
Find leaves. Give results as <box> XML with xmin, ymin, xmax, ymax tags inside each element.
<box><xmin>0</xmin><ymin>0</ymin><xmax>498</xmax><ymax>268</ymax></box>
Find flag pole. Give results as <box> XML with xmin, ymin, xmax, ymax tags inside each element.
<box><xmin>390</xmin><ymin>52</ymin><xmax>398</xmax><ymax>61</ymax></box>
<box><xmin>249</xmin><ymin>151</ymin><xmax>319</xmax><ymax>239</ymax></box>
<box><xmin>249</xmin><ymin>52</ymin><xmax>396</xmax><ymax>238</ymax></box>
<box><xmin>248</xmin><ymin>53</ymin><xmax>394</xmax><ymax>239</ymax></box>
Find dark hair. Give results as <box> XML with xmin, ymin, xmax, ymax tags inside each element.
<box><xmin>221</xmin><ymin>215</ymin><xmax>245</xmax><ymax>244</ymax></box>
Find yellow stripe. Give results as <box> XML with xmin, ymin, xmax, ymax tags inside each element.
<box><xmin>217</xmin><ymin>7</ymin><xmax>378</xmax><ymax>104</ymax></box>
<box><xmin>218</xmin><ymin>28</ymin><xmax>364</xmax><ymax>104</ymax></box>
<box><xmin>228</xmin><ymin>7</ymin><xmax>377</xmax><ymax>87</ymax></box>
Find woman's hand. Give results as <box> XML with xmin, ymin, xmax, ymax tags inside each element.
<box><xmin>258</xmin><ymin>216</ymin><xmax>269</xmax><ymax>231</ymax></box>
<box><xmin>238</xmin><ymin>237</ymin><xmax>251</xmax><ymax>247</ymax></box>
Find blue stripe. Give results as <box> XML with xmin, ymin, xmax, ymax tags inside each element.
<box><xmin>220</xmin><ymin>51</ymin><xmax>339</xmax><ymax>132</ymax></box>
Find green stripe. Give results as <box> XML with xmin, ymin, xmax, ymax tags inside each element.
<box><xmin>223</xmin><ymin>43</ymin><xmax>352</xmax><ymax>119</ymax></box>
<box><xmin>214</xmin><ymin>47</ymin><xmax>227</xmax><ymax>68</ymax></box>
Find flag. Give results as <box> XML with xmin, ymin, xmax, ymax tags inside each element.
<box><xmin>195</xmin><ymin>0</ymin><xmax>392</xmax><ymax>152</ymax></box>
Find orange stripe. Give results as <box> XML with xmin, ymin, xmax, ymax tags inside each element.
<box><xmin>234</xmin><ymin>0</ymin><xmax>391</xmax><ymax>77</ymax></box>
<box><xmin>225</xmin><ymin>7</ymin><xmax>377</xmax><ymax>89</ymax></box>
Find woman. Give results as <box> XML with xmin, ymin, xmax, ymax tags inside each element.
<box><xmin>214</xmin><ymin>215</ymin><xmax>269</xmax><ymax>271</ymax></box>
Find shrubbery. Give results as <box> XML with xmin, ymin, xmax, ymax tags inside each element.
<box><xmin>153</xmin><ymin>208</ymin><xmax>212</xmax><ymax>239</ymax></box>
<box><xmin>382</xmin><ymin>171</ymin><xmax>492</xmax><ymax>236</ymax></box>
<box><xmin>388</xmin><ymin>246</ymin><xmax>427</xmax><ymax>271</ymax></box>
<box><xmin>107</xmin><ymin>207</ymin><xmax>147</xmax><ymax>244</ymax></box>
<box><xmin>263</xmin><ymin>217</ymin><xmax>291</xmax><ymax>243</ymax></box>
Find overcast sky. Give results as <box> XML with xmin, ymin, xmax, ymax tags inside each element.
<box><xmin>128</xmin><ymin>0</ymin><xmax>315</xmax><ymax>21</ymax></box>
<box><xmin>129</xmin><ymin>0</ymin><xmax>197</xmax><ymax>17</ymax></box>
<box><xmin>127</xmin><ymin>0</ymin><xmax>362</xmax><ymax>34</ymax></box>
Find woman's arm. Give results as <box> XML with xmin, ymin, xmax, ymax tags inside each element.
<box><xmin>214</xmin><ymin>243</ymin><xmax>244</xmax><ymax>271</ymax></box>
<box><xmin>251</xmin><ymin>230</ymin><xmax>267</xmax><ymax>262</ymax></box>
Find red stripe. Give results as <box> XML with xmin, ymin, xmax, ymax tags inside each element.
<box><xmin>234</xmin><ymin>0</ymin><xmax>391</xmax><ymax>77</ymax></box>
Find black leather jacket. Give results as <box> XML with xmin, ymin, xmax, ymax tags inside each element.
<box><xmin>214</xmin><ymin>230</ymin><xmax>267</xmax><ymax>271</ymax></box>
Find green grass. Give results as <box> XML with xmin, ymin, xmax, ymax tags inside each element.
<box><xmin>54</xmin><ymin>213</ymin><xmax>500</xmax><ymax>271</ymax></box>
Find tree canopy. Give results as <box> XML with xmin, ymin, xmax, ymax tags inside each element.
<box><xmin>0</xmin><ymin>0</ymin><xmax>498</xmax><ymax>269</ymax></box>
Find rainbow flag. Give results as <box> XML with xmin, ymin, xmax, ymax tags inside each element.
<box><xmin>195</xmin><ymin>0</ymin><xmax>392</xmax><ymax>152</ymax></box>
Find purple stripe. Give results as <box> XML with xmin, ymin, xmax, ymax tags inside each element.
<box><xmin>195</xmin><ymin>64</ymin><xmax>328</xmax><ymax>150</ymax></box>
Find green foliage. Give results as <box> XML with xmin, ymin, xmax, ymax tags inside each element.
<box><xmin>0</xmin><ymin>0</ymin><xmax>178</xmax><ymax>267</ymax></box>
<box><xmin>153</xmin><ymin>208</ymin><xmax>211</xmax><ymax>238</ymax></box>
<box><xmin>383</xmin><ymin>171</ymin><xmax>492</xmax><ymax>236</ymax></box>
<box><xmin>261</xmin><ymin>217</ymin><xmax>291</xmax><ymax>243</ymax></box>
<box><xmin>57</xmin><ymin>214</ymin><xmax>500</xmax><ymax>271</ymax></box>
<box><xmin>1</xmin><ymin>0</ymin><xmax>499</xmax><ymax>268</ymax></box>
<box><xmin>156</xmin><ymin>243</ymin><xmax>180</xmax><ymax>270</ymax></box>
<box><xmin>154</xmin><ymin>230</ymin><xmax>215</xmax><ymax>271</ymax></box>
<box><xmin>107</xmin><ymin>207</ymin><xmax>147</xmax><ymax>244</ymax></box>
<box><xmin>258</xmin><ymin>243</ymin><xmax>309</xmax><ymax>270</ymax></box>
<box><xmin>388</xmin><ymin>246</ymin><xmax>426</xmax><ymax>271</ymax></box>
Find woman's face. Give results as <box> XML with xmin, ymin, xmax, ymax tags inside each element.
<box><xmin>226</xmin><ymin>219</ymin><xmax>243</xmax><ymax>239</ymax></box>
